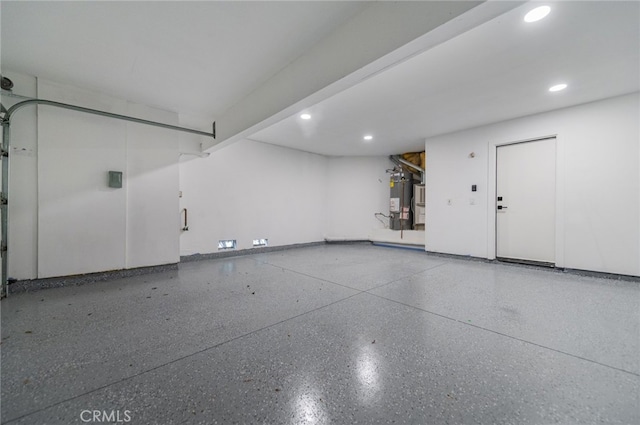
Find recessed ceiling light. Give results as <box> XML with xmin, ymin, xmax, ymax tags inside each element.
<box><xmin>300</xmin><ymin>113</ymin><xmax>311</xmax><ymax>120</ymax></box>
<box><xmin>524</xmin><ymin>5</ymin><xmax>551</xmax><ymax>23</ymax></box>
<box><xmin>549</xmin><ymin>83</ymin><xmax>567</xmax><ymax>92</ymax></box>
<box><xmin>363</xmin><ymin>135</ymin><xmax>373</xmax><ymax>141</ymax></box>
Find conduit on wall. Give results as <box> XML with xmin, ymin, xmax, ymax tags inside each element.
<box><xmin>0</xmin><ymin>92</ymin><xmax>216</xmax><ymax>297</ymax></box>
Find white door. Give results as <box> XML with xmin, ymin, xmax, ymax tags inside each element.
<box><xmin>496</xmin><ymin>138</ymin><xmax>556</xmax><ymax>264</ymax></box>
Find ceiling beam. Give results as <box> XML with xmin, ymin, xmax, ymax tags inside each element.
<box><xmin>205</xmin><ymin>0</ymin><xmax>524</xmax><ymax>151</ymax></box>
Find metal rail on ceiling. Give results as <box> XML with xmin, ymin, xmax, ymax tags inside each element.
<box><xmin>0</xmin><ymin>95</ymin><xmax>216</xmax><ymax>297</ymax></box>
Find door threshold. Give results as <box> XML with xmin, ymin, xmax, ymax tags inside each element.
<box><xmin>496</xmin><ymin>257</ymin><xmax>555</xmax><ymax>268</ymax></box>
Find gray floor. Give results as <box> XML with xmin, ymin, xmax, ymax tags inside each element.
<box><xmin>1</xmin><ymin>243</ymin><xmax>638</xmax><ymax>424</ymax></box>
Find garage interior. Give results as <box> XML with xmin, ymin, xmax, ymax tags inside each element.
<box><xmin>1</xmin><ymin>1</ymin><xmax>639</xmax><ymax>424</ymax></box>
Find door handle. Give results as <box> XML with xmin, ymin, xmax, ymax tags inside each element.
<box><xmin>181</xmin><ymin>208</ymin><xmax>189</xmax><ymax>231</ymax></box>
<box><xmin>497</xmin><ymin>205</ymin><xmax>508</xmax><ymax>210</ymax></box>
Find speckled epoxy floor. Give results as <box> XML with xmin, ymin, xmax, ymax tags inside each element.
<box><xmin>1</xmin><ymin>244</ymin><xmax>638</xmax><ymax>424</ymax></box>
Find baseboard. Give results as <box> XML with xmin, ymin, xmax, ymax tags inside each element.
<box><xmin>180</xmin><ymin>241</ymin><xmax>326</xmax><ymax>263</ymax></box>
<box><xmin>9</xmin><ymin>242</ymin><xmax>636</xmax><ymax>295</ymax></box>
<box><xmin>372</xmin><ymin>242</ymin><xmax>425</xmax><ymax>251</ymax></box>
<box><xmin>325</xmin><ymin>239</ymin><xmax>371</xmax><ymax>245</ymax></box>
<box><xmin>8</xmin><ymin>263</ymin><xmax>179</xmax><ymax>295</ymax></box>
<box><xmin>497</xmin><ymin>257</ymin><xmax>555</xmax><ymax>268</ymax></box>
<box><xmin>558</xmin><ymin>267</ymin><xmax>640</xmax><ymax>282</ymax></box>
<box><xmin>426</xmin><ymin>250</ymin><xmax>639</xmax><ymax>282</ymax></box>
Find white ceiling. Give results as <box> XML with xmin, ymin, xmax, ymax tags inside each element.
<box><xmin>251</xmin><ymin>0</ymin><xmax>640</xmax><ymax>156</ymax></box>
<box><xmin>1</xmin><ymin>1</ymin><xmax>368</xmax><ymax>117</ymax></box>
<box><xmin>2</xmin><ymin>1</ymin><xmax>639</xmax><ymax>157</ymax></box>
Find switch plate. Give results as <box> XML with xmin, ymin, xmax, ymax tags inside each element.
<box><xmin>108</xmin><ymin>171</ymin><xmax>123</xmax><ymax>188</ymax></box>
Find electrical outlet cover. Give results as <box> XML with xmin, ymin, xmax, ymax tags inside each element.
<box><xmin>108</xmin><ymin>171</ymin><xmax>123</xmax><ymax>188</ymax></box>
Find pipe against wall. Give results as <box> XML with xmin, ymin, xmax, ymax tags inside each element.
<box><xmin>389</xmin><ymin>154</ymin><xmax>425</xmax><ymax>184</ymax></box>
<box><xmin>1</xmin><ymin>121</ymin><xmax>10</xmax><ymax>298</ymax></box>
<box><xmin>400</xmin><ymin>179</ymin><xmax>405</xmax><ymax>239</ymax></box>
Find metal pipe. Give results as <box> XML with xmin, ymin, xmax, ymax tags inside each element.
<box><xmin>390</xmin><ymin>155</ymin><xmax>425</xmax><ymax>184</ymax></box>
<box><xmin>400</xmin><ymin>179</ymin><xmax>405</xmax><ymax>239</ymax></box>
<box><xmin>0</xmin><ymin>97</ymin><xmax>215</xmax><ymax>297</ymax></box>
<box><xmin>5</xmin><ymin>98</ymin><xmax>215</xmax><ymax>138</ymax></box>
<box><xmin>1</xmin><ymin>121</ymin><xmax>9</xmax><ymax>298</ymax></box>
<box><xmin>388</xmin><ymin>155</ymin><xmax>401</xmax><ymax>169</ymax></box>
<box><xmin>395</xmin><ymin>156</ymin><xmax>424</xmax><ymax>174</ymax></box>
<box><xmin>393</xmin><ymin>155</ymin><xmax>424</xmax><ymax>174</ymax></box>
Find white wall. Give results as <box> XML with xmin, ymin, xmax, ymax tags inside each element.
<box><xmin>425</xmin><ymin>130</ymin><xmax>489</xmax><ymax>257</ymax></box>
<box><xmin>178</xmin><ymin>139</ymin><xmax>327</xmax><ymax>256</ymax></box>
<box><xmin>325</xmin><ymin>156</ymin><xmax>391</xmax><ymax>240</ymax></box>
<box><xmin>324</xmin><ymin>156</ymin><xmax>425</xmax><ymax>245</ymax></box>
<box><xmin>4</xmin><ymin>73</ymin><xmax>180</xmax><ymax>279</ymax></box>
<box><xmin>125</xmin><ymin>104</ymin><xmax>180</xmax><ymax>269</ymax></box>
<box><xmin>426</xmin><ymin>92</ymin><xmax>640</xmax><ymax>276</ymax></box>
<box><xmin>38</xmin><ymin>79</ymin><xmax>128</xmax><ymax>278</ymax></box>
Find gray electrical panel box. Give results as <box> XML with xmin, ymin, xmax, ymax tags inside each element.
<box><xmin>108</xmin><ymin>171</ymin><xmax>123</xmax><ymax>188</ymax></box>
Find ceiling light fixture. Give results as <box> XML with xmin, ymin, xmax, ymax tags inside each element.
<box><xmin>549</xmin><ymin>83</ymin><xmax>567</xmax><ymax>92</ymax></box>
<box><xmin>300</xmin><ymin>113</ymin><xmax>311</xmax><ymax>120</ymax></box>
<box><xmin>524</xmin><ymin>5</ymin><xmax>551</xmax><ymax>23</ymax></box>
<box><xmin>363</xmin><ymin>135</ymin><xmax>373</xmax><ymax>141</ymax></box>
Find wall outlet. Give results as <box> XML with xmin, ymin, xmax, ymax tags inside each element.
<box><xmin>470</xmin><ymin>198</ymin><xmax>476</xmax><ymax>205</ymax></box>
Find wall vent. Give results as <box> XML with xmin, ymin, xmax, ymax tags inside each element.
<box><xmin>218</xmin><ymin>240</ymin><xmax>236</xmax><ymax>250</ymax></box>
<box><xmin>253</xmin><ymin>239</ymin><xmax>268</xmax><ymax>247</ymax></box>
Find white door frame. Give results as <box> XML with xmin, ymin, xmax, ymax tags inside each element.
<box><xmin>486</xmin><ymin>135</ymin><xmax>565</xmax><ymax>267</ymax></box>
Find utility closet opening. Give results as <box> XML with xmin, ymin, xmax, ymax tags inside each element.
<box><xmin>373</xmin><ymin>152</ymin><xmax>425</xmax><ymax>248</ymax></box>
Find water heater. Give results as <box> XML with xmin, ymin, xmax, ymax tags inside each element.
<box><xmin>389</xmin><ymin>171</ymin><xmax>415</xmax><ymax>230</ymax></box>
